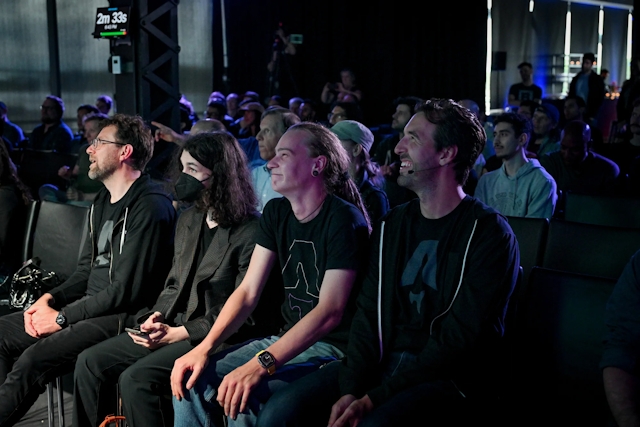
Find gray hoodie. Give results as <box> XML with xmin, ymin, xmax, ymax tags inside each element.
<box><xmin>475</xmin><ymin>159</ymin><xmax>557</xmax><ymax>218</ymax></box>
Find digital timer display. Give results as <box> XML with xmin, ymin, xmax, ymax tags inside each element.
<box><xmin>93</xmin><ymin>7</ymin><xmax>131</xmax><ymax>38</ymax></box>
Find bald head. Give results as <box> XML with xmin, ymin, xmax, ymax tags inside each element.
<box><xmin>560</xmin><ymin>120</ymin><xmax>590</xmax><ymax>166</ymax></box>
<box><xmin>191</xmin><ymin>119</ymin><xmax>227</xmax><ymax>135</ymax></box>
<box><xmin>562</xmin><ymin>120</ymin><xmax>591</xmax><ymax>145</ymax></box>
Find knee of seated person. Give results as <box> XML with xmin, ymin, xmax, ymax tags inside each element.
<box><xmin>256</xmin><ymin>392</ymin><xmax>320</xmax><ymax>427</ymax></box>
<box><xmin>74</xmin><ymin>347</ymin><xmax>104</xmax><ymax>380</ymax></box>
<box><xmin>118</xmin><ymin>364</ymin><xmax>143</xmax><ymax>393</ymax></box>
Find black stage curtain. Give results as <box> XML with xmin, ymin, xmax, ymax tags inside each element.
<box><xmin>211</xmin><ymin>0</ymin><xmax>487</xmax><ymax>126</ymax></box>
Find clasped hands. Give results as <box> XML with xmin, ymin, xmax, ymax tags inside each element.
<box><xmin>23</xmin><ymin>294</ymin><xmax>60</xmax><ymax>338</ymax></box>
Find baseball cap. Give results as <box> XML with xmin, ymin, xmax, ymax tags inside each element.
<box><xmin>330</xmin><ymin>120</ymin><xmax>374</xmax><ymax>153</ymax></box>
<box><xmin>239</xmin><ymin>102</ymin><xmax>265</xmax><ymax>114</ymax></box>
<box><xmin>535</xmin><ymin>103</ymin><xmax>560</xmax><ymax>125</ymax></box>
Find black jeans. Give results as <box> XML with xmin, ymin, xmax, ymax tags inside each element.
<box><xmin>0</xmin><ymin>310</ymin><xmax>122</xmax><ymax>427</ymax></box>
<box><xmin>73</xmin><ymin>332</ymin><xmax>195</xmax><ymax>427</ymax></box>
<box><xmin>256</xmin><ymin>356</ymin><xmax>469</xmax><ymax>427</ymax></box>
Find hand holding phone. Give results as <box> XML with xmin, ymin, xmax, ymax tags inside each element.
<box><xmin>125</xmin><ymin>326</ymin><xmax>149</xmax><ymax>337</ymax></box>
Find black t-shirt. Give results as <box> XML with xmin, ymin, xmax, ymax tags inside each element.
<box><xmin>509</xmin><ymin>83</ymin><xmax>542</xmax><ymax>102</ymax></box>
<box><xmin>87</xmin><ymin>197</ymin><xmax>127</xmax><ymax>296</ymax></box>
<box><xmin>392</xmin><ymin>200</ymin><xmax>466</xmax><ymax>353</ymax></box>
<box><xmin>254</xmin><ymin>194</ymin><xmax>369</xmax><ymax>352</ymax></box>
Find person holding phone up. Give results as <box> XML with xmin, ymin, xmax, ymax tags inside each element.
<box><xmin>72</xmin><ymin>131</ymin><xmax>284</xmax><ymax>427</ymax></box>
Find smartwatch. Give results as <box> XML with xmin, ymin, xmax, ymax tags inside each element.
<box><xmin>55</xmin><ymin>311</ymin><xmax>68</xmax><ymax>329</ymax></box>
<box><xmin>256</xmin><ymin>350</ymin><xmax>276</xmax><ymax>375</ymax></box>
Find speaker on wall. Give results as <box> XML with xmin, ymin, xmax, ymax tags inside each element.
<box><xmin>492</xmin><ymin>51</ymin><xmax>507</xmax><ymax>71</ymax></box>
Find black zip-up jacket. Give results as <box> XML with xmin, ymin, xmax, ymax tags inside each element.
<box><xmin>339</xmin><ymin>197</ymin><xmax>519</xmax><ymax>406</ymax></box>
<box><xmin>48</xmin><ymin>173</ymin><xmax>177</xmax><ymax>326</ymax></box>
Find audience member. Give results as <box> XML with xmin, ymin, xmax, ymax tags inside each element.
<box><xmin>0</xmin><ymin>102</ymin><xmax>25</xmax><ymax>148</ymax></box>
<box><xmin>29</xmin><ymin>95</ymin><xmax>74</xmax><ymax>153</ymax></box>
<box><xmin>458</xmin><ymin>99</ymin><xmax>494</xmax><ymax>174</ymax></box>
<box><xmin>72</xmin><ymin>131</ymin><xmax>284</xmax><ymax>427</ymax></box>
<box><xmin>152</xmin><ymin>118</ymin><xmax>228</xmax><ymax>149</ymax></box>
<box><xmin>600</xmin><ymin>68</ymin><xmax>614</xmax><ymax>95</ymax></box>
<box><xmin>252</xmin><ymin>106</ymin><xmax>301</xmax><ymax>211</ymax></box>
<box><xmin>568</xmin><ymin>52</ymin><xmax>606</xmax><ymax>126</ymax></box>
<box><xmin>268</xmin><ymin>95</ymin><xmax>283</xmax><ymax>107</ymax></box>
<box><xmin>179</xmin><ymin>95</ymin><xmax>199</xmax><ymax>131</ymax></box>
<box><xmin>170</xmin><ymin>121</ymin><xmax>371</xmax><ymax>427</ymax></box>
<box><xmin>617</xmin><ymin>58</ymin><xmax>640</xmax><ymax>132</ymax></box>
<box><xmin>204</xmin><ymin>99</ymin><xmax>233</xmax><ymax>128</ymax></box>
<box><xmin>299</xmin><ymin>98</ymin><xmax>320</xmax><ymax>123</ymax></box>
<box><xmin>328</xmin><ymin>101</ymin><xmax>364</xmax><ymax>126</ymax></box>
<box><xmin>475</xmin><ymin>112</ymin><xmax>557</xmax><ymax>218</ymax></box>
<box><xmin>540</xmin><ymin>119</ymin><xmax>620</xmax><ymax>196</ymax></box>
<box><xmin>563</xmin><ymin>95</ymin><xmax>605</xmax><ymax>151</ymax></box>
<box><xmin>321</xmin><ymin>67</ymin><xmax>363</xmax><ymax>105</ymax></box>
<box><xmin>226</xmin><ymin>93</ymin><xmax>241</xmax><ymax>120</ymax></box>
<box><xmin>288</xmin><ymin>97</ymin><xmax>303</xmax><ymax>116</ymax></box>
<box><xmin>209</xmin><ymin>91</ymin><xmax>226</xmax><ymax>103</ymax></box>
<box><xmin>0</xmin><ymin>141</ymin><xmax>32</xmax><ymax>279</ymax></box>
<box><xmin>563</xmin><ymin>95</ymin><xmax>586</xmax><ymax>123</ymax></box>
<box><xmin>507</xmin><ymin>61</ymin><xmax>543</xmax><ymax>109</ymax></box>
<box><xmin>600</xmin><ymin>97</ymin><xmax>640</xmax><ymax>177</ymax></box>
<box><xmin>256</xmin><ymin>98</ymin><xmax>519</xmax><ymax>427</ymax></box>
<box><xmin>75</xmin><ymin>104</ymin><xmax>100</xmax><ymax>136</ymax></box>
<box><xmin>229</xmin><ymin>101</ymin><xmax>264</xmax><ymax>139</ymax></box>
<box><xmin>71</xmin><ymin>104</ymin><xmax>101</xmax><ymax>153</ymax></box>
<box><xmin>601</xmin><ymin>249</ymin><xmax>640</xmax><ymax>427</ymax></box>
<box><xmin>529</xmin><ymin>102</ymin><xmax>561</xmax><ymax>158</ymax></box>
<box><xmin>242</xmin><ymin>91</ymin><xmax>261</xmax><ymax>104</ymax></box>
<box><xmin>0</xmin><ymin>114</ymin><xmax>177</xmax><ymax>427</ymax></box>
<box><xmin>516</xmin><ymin>99</ymin><xmax>539</xmax><ymax>121</ymax></box>
<box><xmin>95</xmin><ymin>95</ymin><xmax>113</xmax><ymax>115</ymax></box>
<box><xmin>39</xmin><ymin>113</ymin><xmax>108</xmax><ymax>206</ymax></box>
<box><xmin>370</xmin><ymin>96</ymin><xmax>422</xmax><ymax>208</ymax></box>
<box><xmin>331</xmin><ymin>120</ymin><xmax>389</xmax><ymax>224</ymax></box>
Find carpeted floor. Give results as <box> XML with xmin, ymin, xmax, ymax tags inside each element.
<box><xmin>14</xmin><ymin>375</ymin><xmax>74</xmax><ymax>427</ymax></box>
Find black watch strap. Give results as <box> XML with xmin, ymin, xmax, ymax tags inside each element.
<box><xmin>55</xmin><ymin>311</ymin><xmax>68</xmax><ymax>328</ymax></box>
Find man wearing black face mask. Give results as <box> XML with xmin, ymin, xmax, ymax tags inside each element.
<box><xmin>73</xmin><ymin>131</ymin><xmax>284</xmax><ymax>427</ymax></box>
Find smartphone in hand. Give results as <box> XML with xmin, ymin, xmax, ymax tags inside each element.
<box><xmin>125</xmin><ymin>326</ymin><xmax>149</xmax><ymax>337</ymax></box>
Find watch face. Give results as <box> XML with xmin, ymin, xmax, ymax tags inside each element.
<box><xmin>258</xmin><ymin>351</ymin><xmax>275</xmax><ymax>367</ymax></box>
<box><xmin>56</xmin><ymin>313</ymin><xmax>66</xmax><ymax>325</ymax></box>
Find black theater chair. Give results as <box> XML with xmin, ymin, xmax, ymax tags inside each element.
<box><xmin>542</xmin><ymin>218</ymin><xmax>640</xmax><ymax>281</ymax></box>
<box><xmin>507</xmin><ymin>267</ymin><xmax>616</xmax><ymax>426</ymax></box>
<box><xmin>19</xmin><ymin>200</ymin><xmax>91</xmax><ymax>427</ymax></box>
<box><xmin>505</xmin><ymin>216</ymin><xmax>549</xmax><ymax>293</ymax></box>
<box><xmin>563</xmin><ymin>191</ymin><xmax>640</xmax><ymax>230</ymax></box>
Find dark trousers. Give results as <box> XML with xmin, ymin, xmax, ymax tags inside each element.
<box><xmin>73</xmin><ymin>332</ymin><xmax>195</xmax><ymax>427</ymax></box>
<box><xmin>256</xmin><ymin>358</ymin><xmax>472</xmax><ymax>427</ymax></box>
<box><xmin>0</xmin><ymin>310</ymin><xmax>122</xmax><ymax>427</ymax></box>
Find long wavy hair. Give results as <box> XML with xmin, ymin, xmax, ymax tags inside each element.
<box><xmin>289</xmin><ymin>122</ymin><xmax>372</xmax><ymax>233</ymax></box>
<box><xmin>182</xmin><ymin>132</ymin><xmax>258</xmax><ymax>228</ymax></box>
<box><xmin>0</xmin><ymin>142</ymin><xmax>31</xmax><ymax>205</ymax></box>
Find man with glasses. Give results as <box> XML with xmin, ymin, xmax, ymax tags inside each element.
<box><xmin>28</xmin><ymin>95</ymin><xmax>74</xmax><ymax>153</ymax></box>
<box><xmin>327</xmin><ymin>101</ymin><xmax>364</xmax><ymax>127</ymax></box>
<box><xmin>0</xmin><ymin>114</ymin><xmax>177</xmax><ymax>426</ymax></box>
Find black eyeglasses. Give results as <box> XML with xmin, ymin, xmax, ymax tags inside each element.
<box><xmin>90</xmin><ymin>138</ymin><xmax>127</xmax><ymax>148</ymax></box>
<box><xmin>328</xmin><ymin>112</ymin><xmax>346</xmax><ymax>120</ymax></box>
<box><xmin>40</xmin><ymin>105</ymin><xmax>56</xmax><ymax>111</ymax></box>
